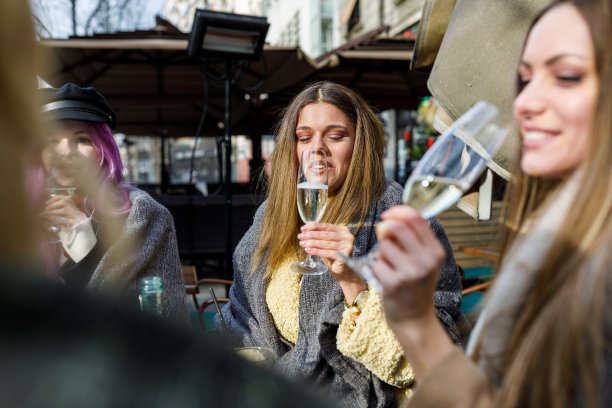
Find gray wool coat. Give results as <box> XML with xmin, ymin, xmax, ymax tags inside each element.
<box><xmin>60</xmin><ymin>187</ymin><xmax>189</xmax><ymax>325</ymax></box>
<box><xmin>220</xmin><ymin>180</ymin><xmax>464</xmax><ymax>408</ymax></box>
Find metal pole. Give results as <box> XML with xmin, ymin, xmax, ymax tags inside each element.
<box><xmin>224</xmin><ymin>59</ymin><xmax>233</xmax><ymax>277</ymax></box>
<box><xmin>160</xmin><ymin>128</ymin><xmax>169</xmax><ymax>193</ymax></box>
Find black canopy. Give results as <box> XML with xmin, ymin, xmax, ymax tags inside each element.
<box><xmin>40</xmin><ymin>25</ymin><xmax>429</xmax><ymax>138</ymax></box>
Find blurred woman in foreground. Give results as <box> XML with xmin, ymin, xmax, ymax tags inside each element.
<box><xmin>0</xmin><ymin>5</ymin><xmax>338</xmax><ymax>407</ymax></box>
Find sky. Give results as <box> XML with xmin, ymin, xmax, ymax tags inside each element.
<box><xmin>31</xmin><ymin>0</ymin><xmax>167</xmax><ymax>38</ymax></box>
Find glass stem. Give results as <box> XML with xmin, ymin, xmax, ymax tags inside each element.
<box><xmin>304</xmin><ymin>254</ymin><xmax>316</xmax><ymax>267</ymax></box>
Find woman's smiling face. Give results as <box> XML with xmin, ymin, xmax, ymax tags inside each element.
<box><xmin>295</xmin><ymin>103</ymin><xmax>355</xmax><ymax>193</ymax></box>
<box><xmin>513</xmin><ymin>3</ymin><xmax>598</xmax><ymax>179</ymax></box>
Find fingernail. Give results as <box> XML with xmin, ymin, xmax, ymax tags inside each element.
<box><xmin>297</xmin><ymin>233</ymin><xmax>303</xmax><ymax>239</ymax></box>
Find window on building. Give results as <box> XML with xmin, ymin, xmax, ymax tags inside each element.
<box><xmin>321</xmin><ymin>17</ymin><xmax>333</xmax><ymax>54</ymax></box>
<box><xmin>347</xmin><ymin>0</ymin><xmax>360</xmax><ymax>32</ymax></box>
<box><xmin>320</xmin><ymin>0</ymin><xmax>334</xmax><ymax>54</ymax></box>
<box><xmin>290</xmin><ymin>11</ymin><xmax>300</xmax><ymax>47</ymax></box>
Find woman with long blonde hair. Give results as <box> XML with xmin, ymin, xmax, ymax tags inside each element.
<box><xmin>374</xmin><ymin>1</ymin><xmax>611</xmax><ymax>407</ymax></box>
<box><xmin>220</xmin><ymin>81</ymin><xmax>465</xmax><ymax>407</ymax></box>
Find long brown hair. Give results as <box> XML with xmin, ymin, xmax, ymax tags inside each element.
<box><xmin>253</xmin><ymin>82</ymin><xmax>386</xmax><ymax>277</ymax></box>
<box><xmin>487</xmin><ymin>1</ymin><xmax>611</xmax><ymax>406</ymax></box>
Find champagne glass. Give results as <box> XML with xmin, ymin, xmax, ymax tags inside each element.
<box><xmin>42</xmin><ymin>167</ymin><xmax>77</xmax><ymax>242</ymax></box>
<box><xmin>290</xmin><ymin>148</ymin><xmax>329</xmax><ymax>275</ymax></box>
<box><xmin>235</xmin><ymin>346</ymin><xmax>275</xmax><ymax>367</ymax></box>
<box><xmin>338</xmin><ymin>101</ymin><xmax>508</xmax><ymax>291</ymax></box>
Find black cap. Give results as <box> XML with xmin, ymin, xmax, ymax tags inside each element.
<box><xmin>39</xmin><ymin>83</ymin><xmax>117</xmax><ymax>129</ymax></box>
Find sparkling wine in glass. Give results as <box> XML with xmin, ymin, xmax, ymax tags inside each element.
<box><xmin>338</xmin><ymin>101</ymin><xmax>508</xmax><ymax>291</ymax></box>
<box><xmin>42</xmin><ymin>168</ymin><xmax>76</xmax><ymax>241</ymax></box>
<box><xmin>291</xmin><ymin>148</ymin><xmax>329</xmax><ymax>275</ymax></box>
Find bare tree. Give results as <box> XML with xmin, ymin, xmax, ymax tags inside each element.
<box><xmin>31</xmin><ymin>0</ymin><xmax>150</xmax><ymax>38</ymax></box>
<box><xmin>30</xmin><ymin>0</ymin><xmax>64</xmax><ymax>37</ymax></box>
<box><xmin>70</xmin><ymin>0</ymin><xmax>77</xmax><ymax>35</ymax></box>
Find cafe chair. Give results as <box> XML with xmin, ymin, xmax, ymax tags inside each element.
<box><xmin>461</xmin><ymin>271</ymin><xmax>493</xmax><ymax>328</ymax></box>
<box><xmin>182</xmin><ymin>265</ymin><xmax>200</xmax><ymax>309</ymax></box>
<box><xmin>181</xmin><ymin>266</ymin><xmax>233</xmax><ymax>329</ymax></box>
<box><xmin>462</xmin><ymin>280</ymin><xmax>492</xmax><ymax>296</ymax></box>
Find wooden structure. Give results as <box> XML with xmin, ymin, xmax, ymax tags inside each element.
<box><xmin>436</xmin><ymin>201</ymin><xmax>503</xmax><ymax>270</ymax></box>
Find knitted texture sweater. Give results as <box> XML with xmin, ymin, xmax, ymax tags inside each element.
<box><xmin>61</xmin><ymin>187</ymin><xmax>188</xmax><ymax>324</ymax></box>
<box><xmin>266</xmin><ymin>261</ymin><xmax>415</xmax><ymax>403</ymax></box>
<box><xmin>221</xmin><ymin>180</ymin><xmax>464</xmax><ymax>408</ymax></box>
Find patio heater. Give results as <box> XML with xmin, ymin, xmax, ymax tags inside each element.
<box><xmin>188</xmin><ymin>9</ymin><xmax>269</xmax><ymax>276</ymax></box>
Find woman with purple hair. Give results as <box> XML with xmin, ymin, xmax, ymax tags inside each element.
<box><xmin>38</xmin><ymin>83</ymin><xmax>188</xmax><ymax>324</ymax></box>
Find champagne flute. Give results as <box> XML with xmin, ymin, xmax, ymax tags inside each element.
<box><xmin>290</xmin><ymin>148</ymin><xmax>329</xmax><ymax>275</ymax></box>
<box><xmin>338</xmin><ymin>101</ymin><xmax>508</xmax><ymax>291</ymax></box>
<box><xmin>42</xmin><ymin>167</ymin><xmax>77</xmax><ymax>242</ymax></box>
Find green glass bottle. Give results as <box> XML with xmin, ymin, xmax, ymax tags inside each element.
<box><xmin>139</xmin><ymin>276</ymin><xmax>162</xmax><ymax>316</ymax></box>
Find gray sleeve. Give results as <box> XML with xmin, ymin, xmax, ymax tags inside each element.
<box><xmin>428</xmin><ymin>216</ymin><xmax>468</xmax><ymax>345</ymax></box>
<box><xmin>152</xmin><ymin>204</ymin><xmax>190</xmax><ymax>325</ymax></box>
<box><xmin>93</xmin><ymin>189</ymin><xmax>189</xmax><ymax>326</ymax></box>
<box><xmin>218</xmin><ymin>203</ymin><xmax>267</xmax><ymax>346</ymax></box>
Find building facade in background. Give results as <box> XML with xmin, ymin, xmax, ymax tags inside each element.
<box><xmin>163</xmin><ymin>0</ymin><xmax>265</xmax><ymax>33</ymax></box>
<box><xmin>162</xmin><ymin>0</ymin><xmax>424</xmax><ymax>60</ymax></box>
<box><xmin>262</xmin><ymin>0</ymin><xmax>339</xmax><ymax>59</ymax></box>
<box><xmin>162</xmin><ymin>0</ymin><xmax>340</xmax><ymax>60</ymax></box>
<box><xmin>339</xmin><ymin>0</ymin><xmax>424</xmax><ymax>40</ymax></box>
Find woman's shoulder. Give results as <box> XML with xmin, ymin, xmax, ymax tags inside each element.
<box><xmin>127</xmin><ymin>187</ymin><xmax>171</xmax><ymax>218</ymax></box>
<box><xmin>244</xmin><ymin>199</ymin><xmax>267</xmax><ymax>225</ymax></box>
<box><xmin>379</xmin><ymin>179</ymin><xmax>404</xmax><ymax>205</ymax></box>
<box><xmin>127</xmin><ymin>186</ymin><xmax>153</xmax><ymax>205</ymax></box>
<box><xmin>384</xmin><ymin>179</ymin><xmax>403</xmax><ymax>195</ymax></box>
<box><xmin>254</xmin><ymin>199</ymin><xmax>268</xmax><ymax>216</ymax></box>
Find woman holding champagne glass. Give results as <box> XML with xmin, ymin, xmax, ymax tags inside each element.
<box><xmin>37</xmin><ymin>83</ymin><xmax>188</xmax><ymax>324</ymax></box>
<box><xmin>220</xmin><ymin>81</ymin><xmax>466</xmax><ymax>407</ymax></box>
<box><xmin>374</xmin><ymin>1</ymin><xmax>611</xmax><ymax>407</ymax></box>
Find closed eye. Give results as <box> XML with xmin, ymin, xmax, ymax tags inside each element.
<box><xmin>326</xmin><ymin>133</ymin><xmax>346</xmax><ymax>141</ymax></box>
<box><xmin>557</xmin><ymin>74</ymin><xmax>583</xmax><ymax>84</ymax></box>
<box><xmin>296</xmin><ymin>134</ymin><xmax>312</xmax><ymax>143</ymax></box>
<box><xmin>517</xmin><ymin>63</ymin><xmax>531</xmax><ymax>92</ymax></box>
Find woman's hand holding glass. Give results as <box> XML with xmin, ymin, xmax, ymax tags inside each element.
<box><xmin>298</xmin><ymin>222</ymin><xmax>356</xmax><ymax>275</ymax></box>
<box><xmin>373</xmin><ymin>206</ymin><xmax>445</xmax><ymax>324</ymax></box>
<box><xmin>373</xmin><ymin>206</ymin><xmax>456</xmax><ymax>377</ymax></box>
<box><xmin>42</xmin><ymin>194</ymin><xmax>87</xmax><ymax>232</ymax></box>
<box><xmin>41</xmin><ymin>167</ymin><xmax>83</xmax><ymax>242</ymax></box>
<box><xmin>291</xmin><ymin>148</ymin><xmax>330</xmax><ymax>275</ymax></box>
<box><xmin>299</xmin><ymin>222</ymin><xmax>368</xmax><ymax>303</ymax></box>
